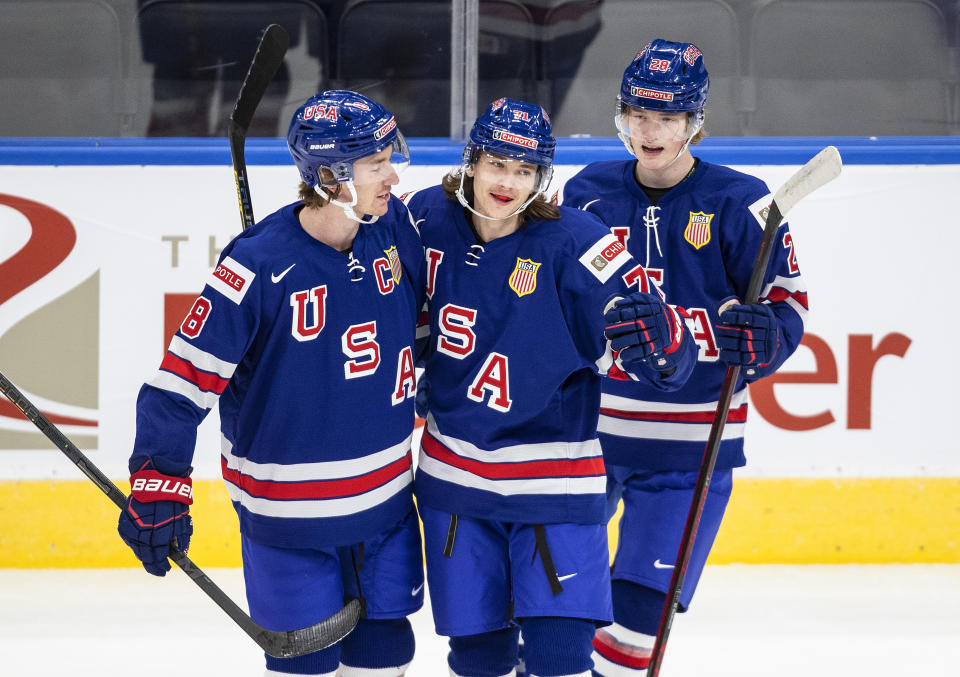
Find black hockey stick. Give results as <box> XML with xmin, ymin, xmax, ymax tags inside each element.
<box><xmin>229</xmin><ymin>23</ymin><xmax>290</xmax><ymax>231</ymax></box>
<box><xmin>646</xmin><ymin>146</ymin><xmax>842</xmax><ymax>676</ymax></box>
<box><xmin>0</xmin><ymin>369</ymin><xmax>361</xmax><ymax>658</ymax></box>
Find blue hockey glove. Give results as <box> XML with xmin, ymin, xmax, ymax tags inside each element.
<box><xmin>604</xmin><ymin>292</ymin><xmax>687</xmax><ymax>374</ymax></box>
<box><xmin>118</xmin><ymin>461</ymin><xmax>193</xmax><ymax>576</ymax></box>
<box><xmin>716</xmin><ymin>303</ymin><xmax>781</xmax><ymax>377</ymax></box>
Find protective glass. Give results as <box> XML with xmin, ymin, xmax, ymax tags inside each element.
<box><xmin>470</xmin><ymin>151</ymin><xmax>552</xmax><ymax>196</ymax></box>
<box><xmin>349</xmin><ymin>133</ymin><xmax>410</xmax><ymax>186</ymax></box>
<box><xmin>615</xmin><ymin>104</ymin><xmax>694</xmax><ymax>143</ymax></box>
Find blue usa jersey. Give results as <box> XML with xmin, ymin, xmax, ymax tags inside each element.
<box><xmin>406</xmin><ymin>186</ymin><xmax>691</xmax><ymax>526</ymax></box>
<box><xmin>563</xmin><ymin>159</ymin><xmax>808</xmax><ymax>472</ymax></box>
<box><xmin>131</xmin><ymin>197</ymin><xmax>425</xmax><ymax>548</ymax></box>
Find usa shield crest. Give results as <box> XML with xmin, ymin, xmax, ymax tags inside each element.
<box><xmin>384</xmin><ymin>245</ymin><xmax>402</xmax><ymax>283</ymax></box>
<box><xmin>508</xmin><ymin>257</ymin><xmax>540</xmax><ymax>297</ymax></box>
<box><xmin>684</xmin><ymin>211</ymin><xmax>713</xmax><ymax>249</ymax></box>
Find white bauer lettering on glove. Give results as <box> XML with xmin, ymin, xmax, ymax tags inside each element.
<box><xmin>118</xmin><ymin>460</ymin><xmax>194</xmax><ymax>577</ymax></box>
<box><xmin>130</xmin><ymin>469</ymin><xmax>194</xmax><ymax>503</ymax></box>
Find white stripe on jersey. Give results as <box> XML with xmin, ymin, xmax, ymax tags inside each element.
<box><xmin>764</xmin><ymin>274</ymin><xmax>806</xmax><ymax>295</ymax></box>
<box><xmin>426</xmin><ymin>414</ymin><xmax>602</xmax><ymax>463</ymax></box>
<box><xmin>598</xmin><ymin>417</ymin><xmax>746</xmax><ymax>442</ymax></box>
<box><xmin>224</xmin><ymin>472</ymin><xmax>413</xmax><ymax>519</ymax></box>
<box><xmin>168</xmin><ymin>335</ymin><xmax>237</xmax><ymax>378</ymax></box>
<box><xmin>148</xmin><ymin>370</ymin><xmax>220</xmax><ymax>410</ymax></box>
<box><xmin>417</xmin><ymin>450</ymin><xmax>606</xmax><ymax>496</ymax></box>
<box><xmin>598</xmin><ymin>390</ymin><xmax>748</xmax><ymax>442</ymax></box>
<box><xmin>220</xmin><ymin>433</ymin><xmax>413</xmax><ymax>482</ymax></box>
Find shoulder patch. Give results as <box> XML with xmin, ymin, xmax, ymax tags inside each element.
<box><xmin>748</xmin><ymin>193</ymin><xmax>774</xmax><ymax>228</ymax></box>
<box><xmin>578</xmin><ymin>233</ymin><xmax>631</xmax><ymax>283</ymax></box>
<box><xmin>210</xmin><ymin>256</ymin><xmax>255</xmax><ymax>304</ymax></box>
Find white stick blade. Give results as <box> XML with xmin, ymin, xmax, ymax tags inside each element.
<box><xmin>773</xmin><ymin>145</ymin><xmax>842</xmax><ymax>217</ymax></box>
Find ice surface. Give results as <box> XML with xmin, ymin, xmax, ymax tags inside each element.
<box><xmin>1</xmin><ymin>565</ymin><xmax>957</xmax><ymax>676</ymax></box>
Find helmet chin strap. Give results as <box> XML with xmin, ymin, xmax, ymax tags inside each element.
<box><xmin>454</xmin><ymin>169</ymin><xmax>540</xmax><ymax>222</ymax></box>
<box><xmin>314</xmin><ymin>182</ymin><xmax>379</xmax><ymax>224</ymax></box>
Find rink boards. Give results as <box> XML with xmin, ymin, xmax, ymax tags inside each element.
<box><xmin>0</xmin><ymin>137</ymin><xmax>958</xmax><ymax>565</ymax></box>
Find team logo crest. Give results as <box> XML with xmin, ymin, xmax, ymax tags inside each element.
<box><xmin>508</xmin><ymin>257</ymin><xmax>541</xmax><ymax>297</ymax></box>
<box><xmin>684</xmin><ymin>211</ymin><xmax>714</xmax><ymax>249</ymax></box>
<box><xmin>384</xmin><ymin>246</ymin><xmax>402</xmax><ymax>283</ymax></box>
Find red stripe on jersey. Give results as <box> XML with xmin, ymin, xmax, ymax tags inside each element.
<box><xmin>765</xmin><ymin>287</ymin><xmax>809</xmax><ymax>310</ymax></box>
<box><xmin>160</xmin><ymin>352</ymin><xmax>230</xmax><ymax>394</ymax></box>
<box><xmin>422</xmin><ymin>432</ymin><xmax>605</xmax><ymax>479</ymax></box>
<box><xmin>592</xmin><ymin>632</ymin><xmax>652</xmax><ymax>669</ymax></box>
<box><xmin>600</xmin><ymin>402</ymin><xmax>748</xmax><ymax>423</ymax></box>
<box><xmin>220</xmin><ymin>453</ymin><xmax>411</xmax><ymax>500</ymax></box>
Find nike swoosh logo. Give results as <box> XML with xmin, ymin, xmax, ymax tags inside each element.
<box><xmin>581</xmin><ymin>198</ymin><xmax>600</xmax><ymax>212</ymax></box>
<box><xmin>557</xmin><ymin>572</ymin><xmax>578</xmax><ymax>582</ymax></box>
<box><xmin>654</xmin><ymin>559</ymin><xmax>675</xmax><ymax>569</ymax></box>
<box><xmin>411</xmin><ymin>583</ymin><xmax>424</xmax><ymax>596</ymax></box>
<box><xmin>271</xmin><ymin>263</ymin><xmax>295</xmax><ymax>283</ymax></box>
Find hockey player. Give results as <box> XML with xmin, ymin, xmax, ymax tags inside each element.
<box><xmin>562</xmin><ymin>40</ymin><xmax>809</xmax><ymax>675</ymax></box>
<box><xmin>405</xmin><ymin>97</ymin><xmax>697</xmax><ymax>677</ymax></box>
<box><xmin>117</xmin><ymin>90</ymin><xmax>426</xmax><ymax>677</ymax></box>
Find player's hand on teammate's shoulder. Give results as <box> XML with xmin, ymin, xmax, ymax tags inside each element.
<box><xmin>603</xmin><ymin>292</ymin><xmax>697</xmax><ymax>386</ymax></box>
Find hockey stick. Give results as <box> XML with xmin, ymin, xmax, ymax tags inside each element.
<box><xmin>646</xmin><ymin>146</ymin><xmax>842</xmax><ymax>676</ymax></box>
<box><xmin>0</xmin><ymin>369</ymin><xmax>362</xmax><ymax>658</ymax></box>
<box><xmin>229</xmin><ymin>23</ymin><xmax>290</xmax><ymax>231</ymax></box>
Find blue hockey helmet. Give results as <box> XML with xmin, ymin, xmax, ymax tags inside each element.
<box><xmin>457</xmin><ymin>98</ymin><xmax>557</xmax><ymax>221</ymax></box>
<box><xmin>465</xmin><ymin>97</ymin><xmax>556</xmax><ymax>169</ymax></box>
<box><xmin>287</xmin><ymin>90</ymin><xmax>410</xmax><ymax>188</ymax></box>
<box><xmin>616</xmin><ymin>39</ymin><xmax>710</xmax><ymax>156</ymax></box>
<box><xmin>619</xmin><ymin>39</ymin><xmax>710</xmax><ymax>114</ymax></box>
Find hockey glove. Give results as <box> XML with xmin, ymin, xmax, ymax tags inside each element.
<box><xmin>716</xmin><ymin>303</ymin><xmax>781</xmax><ymax>378</ymax></box>
<box><xmin>604</xmin><ymin>292</ymin><xmax>687</xmax><ymax>375</ymax></box>
<box><xmin>118</xmin><ymin>461</ymin><xmax>194</xmax><ymax>577</ymax></box>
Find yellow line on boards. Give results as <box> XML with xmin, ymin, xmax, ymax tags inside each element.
<box><xmin>1</xmin><ymin>478</ymin><xmax>957</xmax><ymax>568</ymax></box>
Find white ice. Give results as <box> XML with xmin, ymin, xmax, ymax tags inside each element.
<box><xmin>1</xmin><ymin>565</ymin><xmax>957</xmax><ymax>676</ymax></box>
